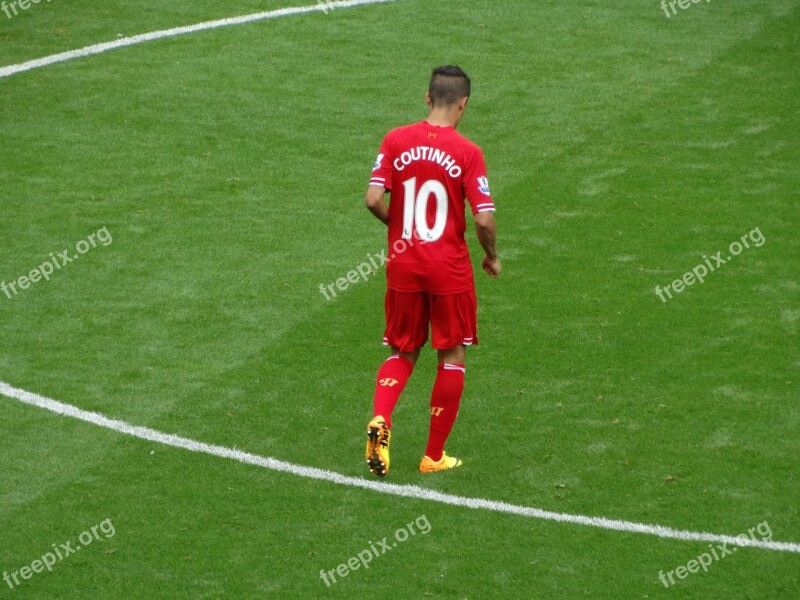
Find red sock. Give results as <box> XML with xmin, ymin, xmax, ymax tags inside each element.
<box><xmin>372</xmin><ymin>355</ymin><xmax>414</xmax><ymax>429</ymax></box>
<box><xmin>424</xmin><ymin>363</ymin><xmax>465</xmax><ymax>462</ymax></box>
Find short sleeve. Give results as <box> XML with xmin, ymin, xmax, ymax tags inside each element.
<box><xmin>463</xmin><ymin>147</ymin><xmax>495</xmax><ymax>215</ymax></box>
<box><xmin>369</xmin><ymin>135</ymin><xmax>393</xmax><ymax>191</ymax></box>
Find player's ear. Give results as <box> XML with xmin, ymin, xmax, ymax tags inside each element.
<box><xmin>459</xmin><ymin>96</ymin><xmax>469</xmax><ymax>111</ymax></box>
<box><xmin>425</xmin><ymin>92</ymin><xmax>433</xmax><ymax>108</ymax></box>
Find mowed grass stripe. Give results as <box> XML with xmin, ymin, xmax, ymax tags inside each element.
<box><xmin>0</xmin><ymin>0</ymin><xmax>399</xmax><ymax>79</ymax></box>
<box><xmin>2</xmin><ymin>380</ymin><xmax>799</xmax><ymax>554</ymax></box>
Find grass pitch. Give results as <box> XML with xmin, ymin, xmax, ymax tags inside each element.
<box><xmin>1</xmin><ymin>1</ymin><xmax>798</xmax><ymax>598</ymax></box>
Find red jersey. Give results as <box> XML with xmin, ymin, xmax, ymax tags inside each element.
<box><xmin>369</xmin><ymin>120</ymin><xmax>495</xmax><ymax>294</ymax></box>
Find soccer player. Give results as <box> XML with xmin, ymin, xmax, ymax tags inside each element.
<box><xmin>364</xmin><ymin>65</ymin><xmax>501</xmax><ymax>477</ymax></box>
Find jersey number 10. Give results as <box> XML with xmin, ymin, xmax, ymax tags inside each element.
<box><xmin>401</xmin><ymin>177</ymin><xmax>448</xmax><ymax>243</ymax></box>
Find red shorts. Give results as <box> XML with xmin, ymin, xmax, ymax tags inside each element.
<box><xmin>383</xmin><ymin>288</ymin><xmax>478</xmax><ymax>353</ymax></box>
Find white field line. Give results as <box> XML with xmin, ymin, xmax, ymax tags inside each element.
<box><xmin>2</xmin><ymin>380</ymin><xmax>799</xmax><ymax>554</ymax></box>
<box><xmin>0</xmin><ymin>0</ymin><xmax>397</xmax><ymax>79</ymax></box>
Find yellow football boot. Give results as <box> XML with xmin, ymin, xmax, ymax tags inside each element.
<box><xmin>365</xmin><ymin>416</ymin><xmax>391</xmax><ymax>477</ymax></box>
<box><xmin>419</xmin><ymin>452</ymin><xmax>463</xmax><ymax>473</ymax></box>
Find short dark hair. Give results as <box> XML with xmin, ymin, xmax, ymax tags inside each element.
<box><xmin>428</xmin><ymin>65</ymin><xmax>471</xmax><ymax>107</ymax></box>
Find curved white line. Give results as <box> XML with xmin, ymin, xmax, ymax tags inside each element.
<box><xmin>0</xmin><ymin>0</ymin><xmax>397</xmax><ymax>79</ymax></box>
<box><xmin>1</xmin><ymin>380</ymin><xmax>798</xmax><ymax>554</ymax></box>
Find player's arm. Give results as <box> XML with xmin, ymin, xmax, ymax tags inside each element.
<box><xmin>474</xmin><ymin>212</ymin><xmax>501</xmax><ymax>278</ymax></box>
<box><xmin>365</xmin><ymin>185</ymin><xmax>389</xmax><ymax>226</ymax></box>
<box><xmin>367</xmin><ymin>138</ymin><xmax>393</xmax><ymax>226</ymax></box>
<box><xmin>464</xmin><ymin>147</ymin><xmax>501</xmax><ymax>277</ymax></box>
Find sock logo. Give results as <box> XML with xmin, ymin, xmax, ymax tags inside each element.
<box><xmin>379</xmin><ymin>378</ymin><xmax>399</xmax><ymax>387</ymax></box>
<box><xmin>430</xmin><ymin>407</ymin><xmax>444</xmax><ymax>416</ymax></box>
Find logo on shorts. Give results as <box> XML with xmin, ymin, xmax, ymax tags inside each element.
<box><xmin>477</xmin><ymin>176</ymin><xmax>491</xmax><ymax>196</ymax></box>
<box><xmin>373</xmin><ymin>153</ymin><xmax>384</xmax><ymax>171</ymax></box>
<box><xmin>430</xmin><ymin>407</ymin><xmax>444</xmax><ymax>416</ymax></box>
<box><xmin>379</xmin><ymin>378</ymin><xmax>399</xmax><ymax>387</ymax></box>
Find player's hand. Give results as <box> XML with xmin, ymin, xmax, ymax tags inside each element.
<box><xmin>482</xmin><ymin>256</ymin><xmax>501</xmax><ymax>278</ymax></box>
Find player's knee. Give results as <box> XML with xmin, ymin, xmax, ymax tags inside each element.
<box><xmin>437</xmin><ymin>345</ymin><xmax>466</xmax><ymax>365</ymax></box>
<box><xmin>395</xmin><ymin>348</ymin><xmax>420</xmax><ymax>365</ymax></box>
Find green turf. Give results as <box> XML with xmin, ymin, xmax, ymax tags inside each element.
<box><xmin>1</xmin><ymin>0</ymin><xmax>798</xmax><ymax>597</ymax></box>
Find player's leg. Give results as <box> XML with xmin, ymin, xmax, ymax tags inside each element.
<box><xmin>372</xmin><ymin>347</ymin><xmax>419</xmax><ymax>428</ymax></box>
<box><xmin>366</xmin><ymin>290</ymin><xmax>428</xmax><ymax>477</ymax></box>
<box><xmin>419</xmin><ymin>345</ymin><xmax>466</xmax><ymax>472</ymax></box>
<box><xmin>372</xmin><ymin>290</ymin><xmax>428</xmax><ymax>428</ymax></box>
<box><xmin>419</xmin><ymin>290</ymin><xmax>477</xmax><ymax>472</ymax></box>
<box><xmin>437</xmin><ymin>345</ymin><xmax>466</xmax><ymax>364</ymax></box>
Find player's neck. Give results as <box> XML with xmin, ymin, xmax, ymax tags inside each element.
<box><xmin>425</xmin><ymin>108</ymin><xmax>460</xmax><ymax>129</ymax></box>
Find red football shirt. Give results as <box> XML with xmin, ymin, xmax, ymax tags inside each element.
<box><xmin>369</xmin><ymin>120</ymin><xmax>495</xmax><ymax>294</ymax></box>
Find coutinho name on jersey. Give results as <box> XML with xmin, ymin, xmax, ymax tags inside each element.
<box><xmin>393</xmin><ymin>146</ymin><xmax>463</xmax><ymax>178</ymax></box>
